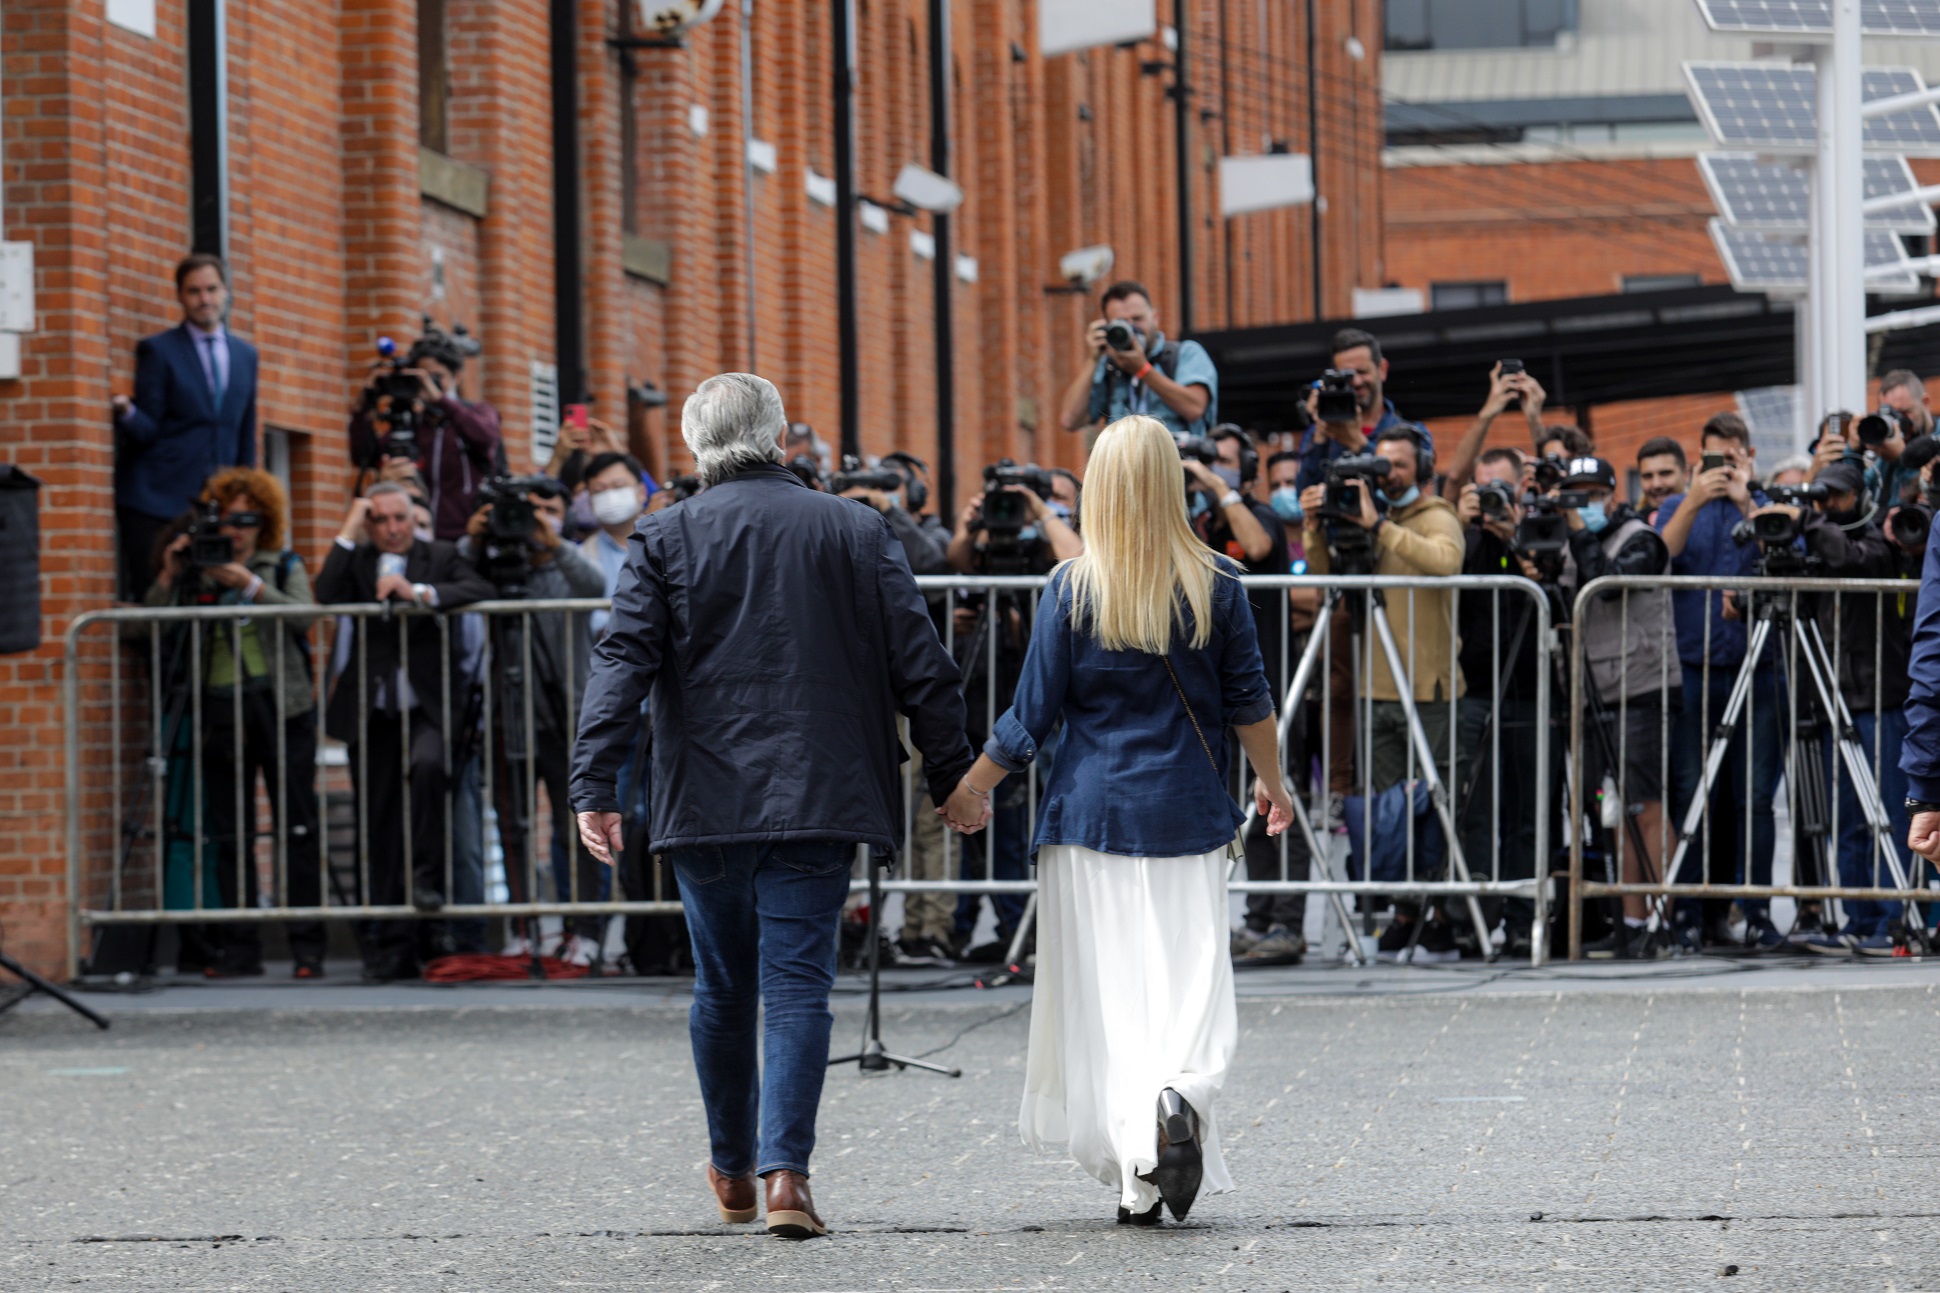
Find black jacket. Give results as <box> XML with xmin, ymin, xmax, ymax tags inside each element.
<box><xmin>570</xmin><ymin>462</ymin><xmax>974</xmax><ymax>853</ymax></box>
<box><xmin>1802</xmin><ymin>510</ymin><xmax>1918</xmax><ymax>712</ymax></box>
<box><xmin>314</xmin><ymin>538</ymin><xmax>496</xmax><ymax>741</ymax></box>
<box><xmin>1460</xmin><ymin>525</ymin><xmax>1547</xmax><ymax>702</ymax></box>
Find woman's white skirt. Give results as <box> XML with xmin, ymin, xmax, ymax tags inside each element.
<box><xmin>1018</xmin><ymin>842</ymin><xmax>1239</xmax><ymax>1212</ymax></box>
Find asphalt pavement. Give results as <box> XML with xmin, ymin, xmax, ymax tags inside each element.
<box><xmin>6</xmin><ymin>958</ymin><xmax>1940</xmax><ymax>1291</ymax></box>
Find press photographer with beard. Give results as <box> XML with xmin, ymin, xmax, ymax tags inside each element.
<box><xmin>349</xmin><ymin>328</ymin><xmax>503</xmax><ymax>541</ymax></box>
<box><xmin>1057</xmin><ymin>280</ymin><xmax>1217</xmax><ymax>450</ymax></box>
<box><xmin>1758</xmin><ymin>461</ymin><xmax>1922</xmax><ymax>954</ymax></box>
<box><xmin>1293</xmin><ymin>329</ymin><xmax>1416</xmax><ymax>492</ymax></box>
<box><xmin>1302</xmin><ymin>425</ymin><xmax>1465</xmax><ymax>956</ymax></box>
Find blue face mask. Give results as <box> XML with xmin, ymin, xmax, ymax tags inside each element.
<box><xmin>1270</xmin><ymin>486</ymin><xmax>1303</xmax><ymax>522</ymax></box>
<box><xmin>1188</xmin><ymin>491</ymin><xmax>1211</xmax><ymax>521</ymax></box>
<box><xmin>1388</xmin><ymin>485</ymin><xmax>1420</xmax><ymax>510</ymax></box>
<box><xmin>1048</xmin><ymin>500</ymin><xmax>1073</xmax><ymax>523</ymax></box>
<box><xmin>1579</xmin><ymin>501</ymin><xmax>1609</xmax><ymax>533</ymax></box>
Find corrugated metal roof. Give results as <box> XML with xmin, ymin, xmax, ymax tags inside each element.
<box><xmin>1384</xmin><ymin>0</ymin><xmax>1940</xmax><ymax>104</ymax></box>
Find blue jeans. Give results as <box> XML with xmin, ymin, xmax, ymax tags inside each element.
<box><xmin>1832</xmin><ymin>708</ymin><xmax>1912</xmax><ymax>937</ymax></box>
<box><xmin>1669</xmin><ymin>667</ymin><xmax>1783</xmax><ymax>920</ymax></box>
<box><xmin>669</xmin><ymin>839</ymin><xmax>855</xmax><ymax>1179</ymax></box>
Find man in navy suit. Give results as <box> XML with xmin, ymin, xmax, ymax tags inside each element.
<box><xmin>113</xmin><ymin>254</ymin><xmax>259</xmax><ymax>600</ymax></box>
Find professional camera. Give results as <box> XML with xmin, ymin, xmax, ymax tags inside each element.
<box><xmin>831</xmin><ymin>455</ymin><xmax>905</xmax><ymax>496</ymax></box>
<box><xmin>1530</xmin><ymin>454</ymin><xmax>1568</xmax><ymax>492</ymax></box>
<box><xmin>473</xmin><ymin>473</ymin><xmax>559</xmax><ymax>593</ymax></box>
<box><xmin>665</xmin><ymin>474</ymin><xmax>703</xmax><ymax>503</ymax></box>
<box><xmin>1103</xmin><ymin>320</ymin><xmax>1143</xmax><ymax>353</ymax></box>
<box><xmin>1475</xmin><ymin>480</ymin><xmax>1517</xmax><ymax>523</ymax></box>
<box><xmin>1320</xmin><ymin>454</ymin><xmax>1389</xmax><ymax>521</ymax></box>
<box><xmin>1891</xmin><ymin>503</ymin><xmax>1933</xmax><ymax>548</ymax></box>
<box><xmin>1315</xmin><ymin>369</ymin><xmax>1359</xmax><ymax>424</ymax></box>
<box><xmin>186</xmin><ymin>499</ymin><xmax>236</xmax><ymax>570</ymax></box>
<box><xmin>1513</xmin><ymin>490</ymin><xmax>1588</xmax><ymax>561</ymax></box>
<box><xmin>1176</xmin><ymin>436</ymin><xmax>1220</xmax><ymax>466</ymax></box>
<box><xmin>1857</xmin><ymin>406</ymin><xmax>1906</xmax><ymax>447</ymax></box>
<box><xmin>975</xmin><ymin>459</ymin><xmax>1056</xmax><ymax>575</ymax></box>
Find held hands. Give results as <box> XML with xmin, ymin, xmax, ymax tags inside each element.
<box><xmin>1253</xmin><ymin>778</ymin><xmax>1295</xmax><ymax>838</ymax></box>
<box><xmin>940</xmin><ymin>778</ymin><xmax>993</xmax><ymax>834</ymax></box>
<box><xmin>577</xmin><ymin>810</ymin><xmax>626</xmax><ymax>867</ymax></box>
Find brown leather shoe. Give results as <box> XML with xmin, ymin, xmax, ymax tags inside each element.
<box><xmin>763</xmin><ymin>1169</ymin><xmax>827</xmax><ymax>1238</ymax></box>
<box><xmin>707</xmin><ymin>1164</ymin><xmax>757</xmax><ymax>1224</ymax></box>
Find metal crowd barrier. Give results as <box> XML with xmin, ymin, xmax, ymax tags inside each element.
<box><xmin>1566</xmin><ymin>574</ymin><xmax>1933</xmax><ymax>958</ymax></box>
<box><xmin>61</xmin><ymin>573</ymin><xmax>1556</xmax><ymax>975</ymax></box>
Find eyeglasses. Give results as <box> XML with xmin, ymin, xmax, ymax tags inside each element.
<box><xmin>217</xmin><ymin>512</ymin><xmax>263</xmax><ymax>529</ymax></box>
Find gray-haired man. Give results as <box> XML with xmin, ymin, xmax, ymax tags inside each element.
<box><xmin>571</xmin><ymin>373</ymin><xmax>974</xmax><ymax>1238</ymax></box>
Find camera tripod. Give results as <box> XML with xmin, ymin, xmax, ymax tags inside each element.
<box><xmin>1648</xmin><ymin>587</ymin><xmax>1932</xmax><ymax>952</ymax></box>
<box><xmin>1280</xmin><ymin>576</ymin><xmax>1495</xmax><ymax>960</ymax></box>
<box><xmin>828</xmin><ymin>843</ymin><xmax>962</xmax><ymax>1077</ymax></box>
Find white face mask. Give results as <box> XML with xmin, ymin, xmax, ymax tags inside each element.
<box><xmin>591</xmin><ymin>485</ymin><xmax>643</xmax><ymax>527</ymax></box>
<box><xmin>542</xmin><ymin>513</ymin><xmax>565</xmax><ymax>537</ymax></box>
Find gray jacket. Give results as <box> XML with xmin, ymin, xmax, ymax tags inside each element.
<box><xmin>1562</xmin><ymin>511</ymin><xmax>1681</xmax><ymax>702</ymax></box>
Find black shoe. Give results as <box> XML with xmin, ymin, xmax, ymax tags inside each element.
<box><xmin>360</xmin><ymin>959</ymin><xmax>419</xmax><ymax>983</ymax></box>
<box><xmin>1502</xmin><ymin>929</ymin><xmax>1534</xmax><ymax>960</ymax></box>
<box><xmin>1116</xmin><ymin>1202</ymin><xmax>1162</xmax><ymax>1226</ymax></box>
<box><xmin>961</xmin><ymin>937</ymin><xmax>1012</xmax><ymax>965</ymax></box>
<box><xmin>1583</xmin><ymin>928</ymin><xmax>1634</xmax><ymax>960</ymax></box>
<box><xmin>1625</xmin><ymin>925</ymin><xmax>1672</xmax><ymax>960</ymax></box>
<box><xmin>1416</xmin><ymin>917</ymin><xmax>1462</xmax><ymax>963</ymax></box>
<box><xmin>892</xmin><ymin>935</ymin><xmax>954</xmax><ymax>967</ymax></box>
<box><xmin>412</xmin><ymin>888</ymin><xmax>445</xmax><ymax>914</ymax></box>
<box><xmin>1142</xmin><ymin>1089</ymin><xmax>1203</xmax><ymax>1222</ymax></box>
<box><xmin>1375</xmin><ymin>916</ymin><xmax>1418</xmax><ymax>963</ymax></box>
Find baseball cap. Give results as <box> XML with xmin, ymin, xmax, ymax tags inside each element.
<box><xmin>1562</xmin><ymin>456</ymin><xmax>1616</xmax><ymax>490</ymax></box>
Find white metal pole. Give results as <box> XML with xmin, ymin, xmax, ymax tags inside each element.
<box><xmin>1828</xmin><ymin>0</ymin><xmax>1868</xmax><ymax>414</ymax></box>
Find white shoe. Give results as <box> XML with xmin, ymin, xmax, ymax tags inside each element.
<box><xmin>558</xmin><ymin>934</ymin><xmax>600</xmax><ymax>968</ymax></box>
<box><xmin>500</xmin><ymin>935</ymin><xmax>535</xmax><ymax>958</ymax></box>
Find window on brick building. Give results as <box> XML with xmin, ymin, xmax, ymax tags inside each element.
<box><xmin>1430</xmin><ymin>281</ymin><xmax>1507</xmax><ymax>311</ymax></box>
<box><xmin>419</xmin><ymin>0</ymin><xmax>450</xmax><ymax>153</ymax></box>
<box><xmin>1386</xmin><ymin>0</ymin><xmax>1576</xmax><ymax>51</ymax></box>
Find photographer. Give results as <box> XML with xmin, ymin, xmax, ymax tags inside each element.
<box><xmin>1637</xmin><ymin>437</ymin><xmax>1690</xmax><ymax>524</ymax></box>
<box><xmin>1654</xmin><ymin>413</ymin><xmax>1783</xmax><ymax>950</ymax></box>
<box><xmin>1057</xmin><ymin>280</ymin><xmax>1217</xmax><ymax>450</ymax></box>
<box><xmin>316</xmin><ymin>483</ymin><xmax>495</xmax><ymax>980</ymax></box>
<box><xmin>1293</xmin><ymin>329</ymin><xmax>1414</xmax><ymax>491</ymax></box>
<box><xmin>1185</xmin><ymin>427</ymin><xmax>1303</xmax><ymax>962</ymax></box>
<box><xmin>349</xmin><ymin>327</ymin><xmax>503</xmax><ymax>541</ymax></box>
<box><xmin>1761</xmin><ymin>462</ymin><xmax>1922</xmax><ymax>953</ymax></box>
<box><xmin>1550</xmin><ymin>458</ymin><xmax>1680</xmax><ymax>959</ymax></box>
<box><xmin>947</xmin><ymin>469</ymin><xmax>1084</xmax><ymax>575</ymax></box>
<box><xmin>1301</xmin><ymin>424</ymin><xmax>1464</xmax><ymax>954</ymax></box>
<box><xmin>838</xmin><ymin>454</ymin><xmax>951</xmax><ymax>576</ymax></box>
<box><xmin>460</xmin><ymin>477</ymin><xmax>607</xmax><ymax>962</ymax></box>
<box><xmin>1872</xmin><ymin>370</ymin><xmax>1932</xmax><ymax>522</ymax></box>
<box><xmin>1453</xmin><ymin>448</ymin><xmax>1549</xmax><ymax>957</ymax></box>
<box><xmin>144</xmin><ymin>468</ymin><xmax>323</xmax><ymax>978</ymax></box>
<box><xmin>1438</xmin><ymin>363</ymin><xmax>1549</xmax><ymax>502</ymax></box>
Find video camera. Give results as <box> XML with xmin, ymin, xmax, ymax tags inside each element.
<box><xmin>1316</xmin><ymin>454</ymin><xmax>1390</xmax><ymax>571</ymax></box>
<box><xmin>359</xmin><ymin>319</ymin><xmax>482</xmax><ymax>466</ymax></box>
<box><xmin>664</xmin><ymin>474</ymin><xmax>703</xmax><ymax>503</ymax></box>
<box><xmin>1727</xmin><ymin>481</ymin><xmax>1828</xmax><ymax>551</ymax></box>
<box><xmin>976</xmin><ymin>459</ymin><xmax>1056</xmax><ymax>575</ymax></box>
<box><xmin>186</xmin><ymin>499</ymin><xmax>236</xmax><ymax>570</ymax></box>
<box><xmin>473</xmin><ymin>473</ymin><xmax>561</xmax><ymax>594</ymax></box>
<box><xmin>1103</xmin><ymin>319</ymin><xmax>1144</xmax><ymax>354</ymax></box>
<box><xmin>1315</xmin><ymin>369</ymin><xmax>1359</xmax><ymax>424</ymax></box>
<box><xmin>1891</xmin><ymin>504</ymin><xmax>1932</xmax><ymax>549</ymax></box>
<box><xmin>1530</xmin><ymin>454</ymin><xmax>1569</xmax><ymax>493</ymax></box>
<box><xmin>832</xmin><ymin>455</ymin><xmax>905</xmax><ymax>496</ymax></box>
<box><xmin>1513</xmin><ymin>491</ymin><xmax>1589</xmax><ymax>562</ymax></box>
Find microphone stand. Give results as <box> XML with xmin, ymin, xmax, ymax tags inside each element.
<box><xmin>827</xmin><ymin>844</ymin><xmax>960</xmax><ymax>1078</ymax></box>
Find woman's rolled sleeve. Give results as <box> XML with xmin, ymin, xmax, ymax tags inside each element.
<box><xmin>1218</xmin><ymin>578</ymin><xmax>1274</xmax><ymax>726</ymax></box>
<box><xmin>984</xmin><ymin>572</ymin><xmax>1074</xmax><ymax>773</ymax></box>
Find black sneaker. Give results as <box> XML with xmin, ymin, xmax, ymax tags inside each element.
<box><xmin>1583</xmin><ymin>927</ymin><xmax>1635</xmax><ymax>960</ymax></box>
<box><xmin>1625</xmin><ymin>925</ymin><xmax>1672</xmax><ymax>960</ymax></box>
<box><xmin>892</xmin><ymin>935</ymin><xmax>952</xmax><ymax>967</ymax></box>
<box><xmin>1414</xmin><ymin>917</ymin><xmax>1461</xmax><ymax>964</ymax></box>
<box><xmin>1375</xmin><ymin>916</ymin><xmax>1419</xmax><ymax>963</ymax></box>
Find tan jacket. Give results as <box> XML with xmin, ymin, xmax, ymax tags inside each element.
<box><xmin>1305</xmin><ymin>493</ymin><xmax>1466</xmax><ymax>702</ymax></box>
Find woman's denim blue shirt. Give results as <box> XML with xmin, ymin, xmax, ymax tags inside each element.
<box><xmin>983</xmin><ymin>563</ymin><xmax>1275</xmax><ymax>858</ymax></box>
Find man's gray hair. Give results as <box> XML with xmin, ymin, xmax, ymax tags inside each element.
<box><xmin>682</xmin><ymin>372</ymin><xmax>787</xmax><ymax>487</ymax></box>
<box><xmin>366</xmin><ymin>481</ymin><xmax>411</xmax><ymax>503</ymax></box>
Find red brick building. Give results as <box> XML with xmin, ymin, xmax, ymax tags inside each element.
<box><xmin>0</xmin><ymin>0</ymin><xmax>1384</xmax><ymax>975</ymax></box>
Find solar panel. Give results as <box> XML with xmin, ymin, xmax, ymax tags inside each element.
<box><xmin>1697</xmin><ymin>0</ymin><xmax>1940</xmax><ymax>38</ymax></box>
<box><xmin>1709</xmin><ymin>218</ymin><xmax>1920</xmax><ymax>291</ymax></box>
<box><xmin>1698</xmin><ymin>153</ymin><xmax>1935</xmax><ymax>231</ymax></box>
<box><xmin>1735</xmin><ymin>385</ymin><xmax>1802</xmax><ymax>458</ymax></box>
<box><xmin>1684</xmin><ymin>62</ymin><xmax>1940</xmax><ymax>153</ymax></box>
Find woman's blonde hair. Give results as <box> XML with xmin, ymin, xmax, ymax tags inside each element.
<box><xmin>1063</xmin><ymin>415</ymin><xmax>1229</xmax><ymax>653</ymax></box>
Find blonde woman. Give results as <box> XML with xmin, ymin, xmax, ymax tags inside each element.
<box><xmin>943</xmin><ymin>414</ymin><xmax>1294</xmax><ymax>1225</ymax></box>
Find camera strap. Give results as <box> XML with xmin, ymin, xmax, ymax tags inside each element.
<box><xmin>1160</xmin><ymin>651</ymin><xmax>1245</xmax><ymax>863</ymax></box>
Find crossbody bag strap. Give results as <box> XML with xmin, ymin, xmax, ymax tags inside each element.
<box><xmin>1160</xmin><ymin>652</ymin><xmax>1220</xmax><ymax>778</ymax></box>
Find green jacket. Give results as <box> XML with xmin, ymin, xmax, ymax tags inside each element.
<box><xmin>143</xmin><ymin>547</ymin><xmax>318</xmax><ymax>709</ymax></box>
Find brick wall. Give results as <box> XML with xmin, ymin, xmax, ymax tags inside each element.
<box><xmin>0</xmin><ymin>0</ymin><xmax>1382</xmax><ymax>977</ymax></box>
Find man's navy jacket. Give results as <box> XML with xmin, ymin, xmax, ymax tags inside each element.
<box><xmin>1901</xmin><ymin>535</ymin><xmax>1940</xmax><ymax>802</ymax></box>
<box><xmin>116</xmin><ymin>322</ymin><xmax>258</xmax><ymax>520</ymax></box>
<box><xmin>570</xmin><ymin>462</ymin><xmax>975</xmax><ymax>855</ymax></box>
